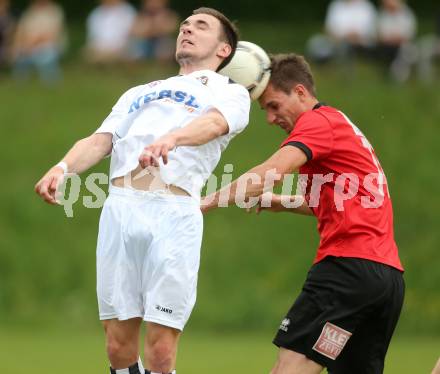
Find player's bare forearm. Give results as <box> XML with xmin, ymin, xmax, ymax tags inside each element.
<box><xmin>35</xmin><ymin>133</ymin><xmax>112</xmax><ymax>204</ymax></box>
<box><xmin>62</xmin><ymin>133</ymin><xmax>112</xmax><ymax>174</ymax></box>
<box><xmin>202</xmin><ymin>146</ymin><xmax>308</xmax><ymax>212</ymax></box>
<box><xmin>202</xmin><ymin>163</ymin><xmax>281</xmax><ymax>212</ymax></box>
<box><xmin>139</xmin><ymin>110</ymin><xmax>229</xmax><ymax>167</ymax></box>
<box><xmin>256</xmin><ymin>193</ymin><xmax>314</xmax><ymax>216</ymax></box>
<box><xmin>173</xmin><ymin>110</ymin><xmax>229</xmax><ymax>146</ymax></box>
<box><xmin>281</xmin><ymin>197</ymin><xmax>314</xmax><ymax>216</ymax></box>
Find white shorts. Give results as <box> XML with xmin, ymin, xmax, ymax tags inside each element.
<box><xmin>96</xmin><ymin>185</ymin><xmax>203</xmax><ymax>331</ymax></box>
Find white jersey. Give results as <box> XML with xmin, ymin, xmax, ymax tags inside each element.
<box><xmin>96</xmin><ymin>69</ymin><xmax>251</xmax><ymax>200</ymax></box>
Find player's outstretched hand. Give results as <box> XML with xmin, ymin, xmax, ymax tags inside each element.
<box><xmin>34</xmin><ymin>166</ymin><xmax>65</xmax><ymax>205</ymax></box>
<box><xmin>139</xmin><ymin>134</ymin><xmax>177</xmax><ymax>168</ymax></box>
<box><xmin>247</xmin><ymin>193</ymin><xmax>313</xmax><ymax>216</ymax></box>
<box><xmin>247</xmin><ymin>192</ymin><xmax>284</xmax><ymax>214</ymax></box>
<box><xmin>200</xmin><ymin>194</ymin><xmax>216</xmax><ymax>214</ymax></box>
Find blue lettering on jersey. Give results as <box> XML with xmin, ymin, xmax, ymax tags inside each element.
<box><xmin>158</xmin><ymin>90</ymin><xmax>172</xmax><ymax>99</ymax></box>
<box><xmin>143</xmin><ymin>92</ymin><xmax>156</xmax><ymax>104</ymax></box>
<box><xmin>128</xmin><ymin>96</ymin><xmax>143</xmax><ymax>113</ymax></box>
<box><xmin>174</xmin><ymin>91</ymin><xmax>186</xmax><ymax>102</ymax></box>
<box><xmin>128</xmin><ymin>90</ymin><xmax>200</xmax><ymax>113</ymax></box>
<box><xmin>185</xmin><ymin>95</ymin><xmax>199</xmax><ymax>109</ymax></box>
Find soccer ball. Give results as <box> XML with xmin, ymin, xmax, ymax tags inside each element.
<box><xmin>219</xmin><ymin>41</ymin><xmax>271</xmax><ymax>100</ymax></box>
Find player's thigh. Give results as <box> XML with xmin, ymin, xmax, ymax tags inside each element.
<box><xmin>143</xmin><ymin>200</ymin><xmax>203</xmax><ymax>330</ymax></box>
<box><xmin>327</xmin><ymin>317</ymin><xmax>380</xmax><ymax>374</ymax></box>
<box><xmin>96</xmin><ymin>195</ymin><xmax>147</xmax><ymax>320</ymax></box>
<box><xmin>273</xmin><ymin>257</ymin><xmax>392</xmax><ymax>371</ymax></box>
<box><xmin>328</xmin><ymin>314</ymin><xmax>395</xmax><ymax>374</ymax></box>
<box><xmin>273</xmin><ymin>261</ymin><xmax>338</xmax><ymax>359</ymax></box>
<box><xmin>272</xmin><ymin>348</ymin><xmax>324</xmax><ymax>374</ymax></box>
<box><xmin>329</xmin><ymin>263</ymin><xmax>405</xmax><ymax>374</ymax></box>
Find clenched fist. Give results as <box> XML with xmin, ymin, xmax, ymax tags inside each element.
<box><xmin>35</xmin><ymin>165</ymin><xmax>66</xmax><ymax>205</ymax></box>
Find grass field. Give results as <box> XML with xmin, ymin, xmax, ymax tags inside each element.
<box><xmin>0</xmin><ymin>36</ymin><xmax>439</xmax><ymax>373</ymax></box>
<box><xmin>0</xmin><ymin>328</ymin><xmax>438</xmax><ymax>373</ymax></box>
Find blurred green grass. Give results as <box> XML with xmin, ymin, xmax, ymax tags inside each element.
<box><xmin>0</xmin><ymin>59</ymin><xmax>439</xmax><ymax>334</ymax></box>
<box><xmin>0</xmin><ymin>328</ymin><xmax>438</xmax><ymax>373</ymax></box>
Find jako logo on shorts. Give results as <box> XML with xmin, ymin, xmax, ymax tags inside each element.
<box><xmin>156</xmin><ymin>304</ymin><xmax>173</xmax><ymax>314</ymax></box>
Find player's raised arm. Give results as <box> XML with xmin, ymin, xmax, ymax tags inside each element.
<box><xmin>35</xmin><ymin>132</ymin><xmax>112</xmax><ymax>204</ymax></box>
<box><xmin>139</xmin><ymin>109</ymin><xmax>229</xmax><ymax>168</ymax></box>
<box><xmin>201</xmin><ymin>145</ymin><xmax>308</xmax><ymax>212</ymax></box>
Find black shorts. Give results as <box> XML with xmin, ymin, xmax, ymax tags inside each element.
<box><xmin>273</xmin><ymin>256</ymin><xmax>404</xmax><ymax>374</ymax></box>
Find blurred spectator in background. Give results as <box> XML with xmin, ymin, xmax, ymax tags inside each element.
<box><xmin>376</xmin><ymin>0</ymin><xmax>417</xmax><ymax>82</ymax></box>
<box><xmin>128</xmin><ymin>0</ymin><xmax>178</xmax><ymax>63</ymax></box>
<box><xmin>418</xmin><ymin>11</ymin><xmax>440</xmax><ymax>82</ymax></box>
<box><xmin>84</xmin><ymin>0</ymin><xmax>136</xmax><ymax>64</ymax></box>
<box><xmin>0</xmin><ymin>0</ymin><xmax>14</xmax><ymax>70</ymax></box>
<box><xmin>11</xmin><ymin>0</ymin><xmax>65</xmax><ymax>83</ymax></box>
<box><xmin>325</xmin><ymin>0</ymin><xmax>377</xmax><ymax>49</ymax></box>
<box><xmin>307</xmin><ymin>0</ymin><xmax>377</xmax><ymax>64</ymax></box>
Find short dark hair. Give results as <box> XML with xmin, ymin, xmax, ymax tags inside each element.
<box><xmin>192</xmin><ymin>7</ymin><xmax>239</xmax><ymax>71</ymax></box>
<box><xmin>269</xmin><ymin>54</ymin><xmax>316</xmax><ymax>97</ymax></box>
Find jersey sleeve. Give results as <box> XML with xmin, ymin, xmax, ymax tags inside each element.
<box><xmin>208</xmin><ymin>83</ymin><xmax>250</xmax><ymax>135</ymax></box>
<box><xmin>95</xmin><ymin>85</ymin><xmax>142</xmax><ymax>135</ymax></box>
<box><xmin>280</xmin><ymin>111</ymin><xmax>334</xmax><ymax>161</ymax></box>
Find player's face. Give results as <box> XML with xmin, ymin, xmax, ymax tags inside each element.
<box><xmin>176</xmin><ymin>13</ymin><xmax>228</xmax><ymax>65</ymax></box>
<box><xmin>259</xmin><ymin>84</ymin><xmax>305</xmax><ymax>134</ymax></box>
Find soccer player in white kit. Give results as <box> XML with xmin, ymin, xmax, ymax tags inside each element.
<box><xmin>34</xmin><ymin>8</ymin><xmax>250</xmax><ymax>374</ymax></box>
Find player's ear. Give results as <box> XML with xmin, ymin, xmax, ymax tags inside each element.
<box><xmin>293</xmin><ymin>84</ymin><xmax>307</xmax><ymax>98</ymax></box>
<box><xmin>217</xmin><ymin>42</ymin><xmax>232</xmax><ymax>60</ymax></box>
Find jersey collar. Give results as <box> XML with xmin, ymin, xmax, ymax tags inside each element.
<box><xmin>313</xmin><ymin>102</ymin><xmax>326</xmax><ymax>110</ymax></box>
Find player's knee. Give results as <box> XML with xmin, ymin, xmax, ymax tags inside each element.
<box><xmin>270</xmin><ymin>362</ymin><xmax>280</xmax><ymax>374</ymax></box>
<box><xmin>272</xmin><ymin>350</ymin><xmax>323</xmax><ymax>374</ymax></box>
<box><xmin>272</xmin><ymin>358</ymin><xmax>292</xmax><ymax>374</ymax></box>
<box><xmin>147</xmin><ymin>340</ymin><xmax>174</xmax><ymax>372</ymax></box>
<box><xmin>106</xmin><ymin>337</ymin><xmax>137</xmax><ymax>364</ymax></box>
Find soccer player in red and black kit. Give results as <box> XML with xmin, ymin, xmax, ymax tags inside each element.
<box><xmin>202</xmin><ymin>54</ymin><xmax>404</xmax><ymax>374</ymax></box>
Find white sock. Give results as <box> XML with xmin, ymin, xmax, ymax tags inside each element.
<box><xmin>137</xmin><ymin>358</ymin><xmax>145</xmax><ymax>372</ymax></box>
<box><xmin>113</xmin><ymin>369</ymin><xmax>129</xmax><ymax>374</ymax></box>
